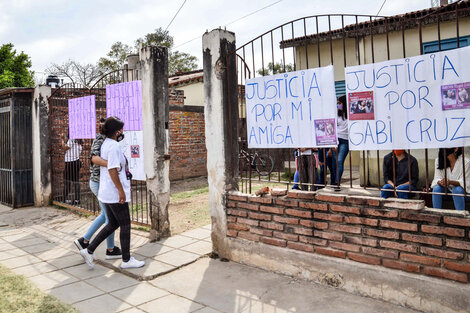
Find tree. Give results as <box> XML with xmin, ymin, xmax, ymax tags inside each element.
<box><xmin>99</xmin><ymin>27</ymin><xmax>198</xmax><ymax>75</ymax></box>
<box><xmin>257</xmin><ymin>62</ymin><xmax>294</xmax><ymax>76</ymax></box>
<box><xmin>46</xmin><ymin>59</ymin><xmax>102</xmax><ymax>87</ymax></box>
<box><xmin>0</xmin><ymin>43</ymin><xmax>34</xmax><ymax>89</ymax></box>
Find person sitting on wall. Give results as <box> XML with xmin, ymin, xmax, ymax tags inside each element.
<box><xmin>381</xmin><ymin>150</ymin><xmax>418</xmax><ymax>199</ymax></box>
<box><xmin>431</xmin><ymin>147</ymin><xmax>470</xmax><ymax>211</ymax></box>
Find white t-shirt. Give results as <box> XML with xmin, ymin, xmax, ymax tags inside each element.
<box><xmin>431</xmin><ymin>156</ymin><xmax>470</xmax><ymax>193</ymax></box>
<box><xmin>64</xmin><ymin>139</ymin><xmax>82</xmax><ymax>162</ymax></box>
<box><xmin>337</xmin><ymin>117</ymin><xmax>348</xmax><ymax>140</ymax></box>
<box><xmin>98</xmin><ymin>138</ymin><xmax>131</xmax><ymax>203</ymax></box>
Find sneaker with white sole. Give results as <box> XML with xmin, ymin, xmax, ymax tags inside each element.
<box><xmin>105</xmin><ymin>246</ymin><xmax>122</xmax><ymax>260</ymax></box>
<box><xmin>80</xmin><ymin>249</ymin><xmax>95</xmax><ymax>268</ymax></box>
<box><xmin>120</xmin><ymin>256</ymin><xmax>145</xmax><ymax>269</ymax></box>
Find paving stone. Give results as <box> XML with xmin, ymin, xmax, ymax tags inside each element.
<box><xmin>37</xmin><ymin>248</ymin><xmax>75</xmax><ymax>261</ymax></box>
<box><xmin>73</xmin><ymin>294</ymin><xmax>132</xmax><ymax>313</ymax></box>
<box><xmin>0</xmin><ymin>248</ymin><xmax>28</xmax><ymax>260</ymax></box>
<box><xmin>194</xmin><ymin>307</ymin><xmax>223</xmax><ymax>313</ymax></box>
<box><xmin>0</xmin><ymin>242</ymin><xmax>16</xmax><ymax>252</ymax></box>
<box><xmin>21</xmin><ymin>242</ymin><xmax>56</xmax><ymax>254</ymax></box>
<box><xmin>48</xmin><ymin>280</ymin><xmax>104</xmax><ymax>304</ymax></box>
<box><xmin>202</xmin><ymin>224</ymin><xmax>212</xmax><ymax>230</ymax></box>
<box><xmin>11</xmin><ymin>261</ymin><xmax>58</xmax><ymax>277</ymax></box>
<box><xmin>11</xmin><ymin>237</ymin><xmax>50</xmax><ymax>248</ymax></box>
<box><xmin>138</xmin><ymin>294</ymin><xmax>203</xmax><ymax>313</ymax></box>
<box><xmin>1</xmin><ymin>233</ymin><xmax>37</xmax><ymax>243</ymax></box>
<box><xmin>111</xmin><ymin>282</ymin><xmax>169</xmax><ymax>306</ymax></box>
<box><xmin>126</xmin><ymin>259</ymin><xmax>175</xmax><ymax>280</ymax></box>
<box><xmin>181</xmin><ymin>241</ymin><xmax>212</xmax><ymax>256</ymax></box>
<box><xmin>132</xmin><ymin>242</ymin><xmax>174</xmax><ymax>258</ymax></box>
<box><xmin>180</xmin><ymin>228</ymin><xmax>212</xmax><ymax>240</ymax></box>
<box><xmin>85</xmin><ymin>271</ymin><xmax>139</xmax><ymax>292</ymax></box>
<box><xmin>154</xmin><ymin>249</ymin><xmax>201</xmax><ymax>267</ymax></box>
<box><xmin>120</xmin><ymin>308</ymin><xmax>146</xmax><ymax>313</ymax></box>
<box><xmin>0</xmin><ymin>253</ymin><xmax>42</xmax><ymax>268</ymax></box>
<box><xmin>47</xmin><ymin>253</ymin><xmax>84</xmax><ymax>269</ymax></box>
<box><xmin>63</xmin><ymin>263</ymin><xmax>113</xmax><ymax>280</ymax></box>
<box><xmin>158</xmin><ymin>235</ymin><xmax>199</xmax><ymax>249</ymax></box>
<box><xmin>28</xmin><ymin>269</ymin><xmax>80</xmax><ymax>291</ymax></box>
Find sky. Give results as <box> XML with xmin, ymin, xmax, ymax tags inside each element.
<box><xmin>0</xmin><ymin>0</ymin><xmax>433</xmax><ymax>81</ymax></box>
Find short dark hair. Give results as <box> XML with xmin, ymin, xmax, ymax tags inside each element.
<box><xmin>101</xmin><ymin>116</ymin><xmax>124</xmax><ymax>137</ymax></box>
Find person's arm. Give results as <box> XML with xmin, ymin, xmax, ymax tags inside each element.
<box><xmin>92</xmin><ymin>156</ymin><xmax>108</xmax><ymax>167</ymax></box>
<box><xmin>109</xmin><ymin>168</ymin><xmax>125</xmax><ymax>203</ymax></box>
<box><xmin>61</xmin><ymin>139</ymin><xmax>70</xmax><ymax>151</ymax></box>
<box><xmin>383</xmin><ymin>154</ymin><xmax>393</xmax><ymax>186</ymax></box>
<box><xmin>409</xmin><ymin>156</ymin><xmax>419</xmax><ymax>187</ymax></box>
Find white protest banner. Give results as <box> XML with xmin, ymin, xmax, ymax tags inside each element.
<box><xmin>345</xmin><ymin>45</ymin><xmax>470</xmax><ymax>151</ymax></box>
<box><xmin>245</xmin><ymin>65</ymin><xmax>337</xmax><ymax>148</ymax></box>
<box><xmin>119</xmin><ymin>131</ymin><xmax>145</xmax><ymax>181</ymax></box>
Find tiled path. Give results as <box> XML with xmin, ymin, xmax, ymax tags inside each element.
<box><xmin>0</xmin><ymin>206</ymin><xmax>420</xmax><ymax>313</ymax></box>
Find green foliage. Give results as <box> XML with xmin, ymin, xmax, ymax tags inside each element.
<box><xmin>0</xmin><ymin>44</ymin><xmax>34</xmax><ymax>88</ymax></box>
<box><xmin>257</xmin><ymin>62</ymin><xmax>294</xmax><ymax>76</ymax></box>
<box><xmin>100</xmin><ymin>27</ymin><xmax>198</xmax><ymax>75</ymax></box>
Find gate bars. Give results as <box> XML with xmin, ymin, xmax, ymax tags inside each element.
<box><xmin>48</xmin><ymin>69</ymin><xmax>151</xmax><ymax>226</ymax></box>
<box><xmin>229</xmin><ymin>2</ymin><xmax>470</xmax><ymax>203</ymax></box>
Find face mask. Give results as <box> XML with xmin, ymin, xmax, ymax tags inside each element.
<box><xmin>116</xmin><ymin>132</ymin><xmax>125</xmax><ymax>142</ymax></box>
<box><xmin>393</xmin><ymin>150</ymin><xmax>404</xmax><ymax>156</ymax></box>
<box><xmin>337</xmin><ymin>104</ymin><xmax>343</xmax><ymax>110</ymax></box>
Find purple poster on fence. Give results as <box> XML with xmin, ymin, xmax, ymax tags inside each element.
<box><xmin>441</xmin><ymin>82</ymin><xmax>470</xmax><ymax>111</ymax></box>
<box><xmin>68</xmin><ymin>95</ymin><xmax>96</xmax><ymax>139</ymax></box>
<box><xmin>314</xmin><ymin>118</ymin><xmax>337</xmax><ymax>146</ymax></box>
<box><xmin>106</xmin><ymin>80</ymin><xmax>143</xmax><ymax>131</ymax></box>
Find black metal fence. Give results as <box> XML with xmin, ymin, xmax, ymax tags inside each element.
<box><xmin>48</xmin><ymin>69</ymin><xmax>151</xmax><ymax>226</ymax></box>
<box><xmin>0</xmin><ymin>89</ymin><xmax>34</xmax><ymax>208</ymax></box>
<box><xmin>230</xmin><ymin>1</ymin><xmax>470</xmax><ymax>210</ymax></box>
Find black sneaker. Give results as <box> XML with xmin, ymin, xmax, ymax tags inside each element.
<box><xmin>74</xmin><ymin>237</ymin><xmax>89</xmax><ymax>251</ymax></box>
<box><xmin>106</xmin><ymin>246</ymin><xmax>122</xmax><ymax>260</ymax></box>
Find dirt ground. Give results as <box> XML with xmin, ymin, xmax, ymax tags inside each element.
<box><xmin>169</xmin><ymin>176</ymin><xmax>210</xmax><ymax>235</ymax></box>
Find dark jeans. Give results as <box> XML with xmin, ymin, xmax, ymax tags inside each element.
<box><xmin>381</xmin><ymin>184</ymin><xmax>416</xmax><ymax>199</ymax></box>
<box><xmin>299</xmin><ymin>154</ymin><xmax>316</xmax><ymax>191</ymax></box>
<box><xmin>87</xmin><ymin>202</ymin><xmax>131</xmax><ymax>262</ymax></box>
<box><xmin>64</xmin><ymin>160</ymin><xmax>80</xmax><ymax>201</ymax></box>
<box><xmin>318</xmin><ymin>148</ymin><xmax>335</xmax><ymax>185</ymax></box>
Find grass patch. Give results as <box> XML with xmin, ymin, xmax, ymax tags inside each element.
<box><xmin>0</xmin><ymin>264</ymin><xmax>79</xmax><ymax>313</ymax></box>
<box><xmin>132</xmin><ymin>225</ymin><xmax>150</xmax><ymax>232</ymax></box>
<box><xmin>171</xmin><ymin>186</ymin><xmax>209</xmax><ymax>202</ymax></box>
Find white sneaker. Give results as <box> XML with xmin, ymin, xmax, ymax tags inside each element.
<box><xmin>80</xmin><ymin>249</ymin><xmax>95</xmax><ymax>268</ymax></box>
<box><xmin>120</xmin><ymin>256</ymin><xmax>145</xmax><ymax>269</ymax></box>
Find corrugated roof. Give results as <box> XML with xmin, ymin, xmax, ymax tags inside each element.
<box><xmin>169</xmin><ymin>69</ymin><xmax>203</xmax><ymax>87</ymax></box>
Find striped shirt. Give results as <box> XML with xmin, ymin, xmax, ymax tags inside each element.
<box><xmin>90</xmin><ymin>134</ymin><xmax>106</xmax><ymax>183</ymax></box>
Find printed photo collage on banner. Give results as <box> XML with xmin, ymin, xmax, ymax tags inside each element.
<box><xmin>245</xmin><ymin>45</ymin><xmax>470</xmax><ymax>151</ymax></box>
<box><xmin>67</xmin><ymin>80</ymin><xmax>145</xmax><ymax>180</ymax></box>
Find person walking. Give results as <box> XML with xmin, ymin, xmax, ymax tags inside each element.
<box><xmin>74</xmin><ymin>118</ymin><xmax>122</xmax><ymax>260</ymax></box>
<box><xmin>79</xmin><ymin>117</ymin><xmax>144</xmax><ymax>269</ymax></box>
<box><xmin>62</xmin><ymin>136</ymin><xmax>82</xmax><ymax>204</ymax></box>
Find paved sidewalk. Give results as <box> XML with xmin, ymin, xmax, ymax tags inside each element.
<box><xmin>0</xmin><ymin>207</ymin><xmax>421</xmax><ymax>313</ymax></box>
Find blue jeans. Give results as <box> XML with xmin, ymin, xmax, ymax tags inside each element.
<box><xmin>381</xmin><ymin>184</ymin><xmax>416</xmax><ymax>199</ymax></box>
<box><xmin>432</xmin><ymin>185</ymin><xmax>470</xmax><ymax>211</ymax></box>
<box><xmin>83</xmin><ymin>180</ymin><xmax>115</xmax><ymax>249</ymax></box>
<box><xmin>292</xmin><ymin>171</ymin><xmax>300</xmax><ymax>190</ymax></box>
<box><xmin>332</xmin><ymin>138</ymin><xmax>349</xmax><ymax>184</ymax></box>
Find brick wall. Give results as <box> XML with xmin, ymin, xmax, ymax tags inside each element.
<box><xmin>227</xmin><ymin>190</ymin><xmax>470</xmax><ymax>283</ymax></box>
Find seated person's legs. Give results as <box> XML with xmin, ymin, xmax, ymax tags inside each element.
<box><xmin>380</xmin><ymin>183</ymin><xmax>394</xmax><ymax>199</ymax></box>
<box><xmin>452</xmin><ymin>186</ymin><xmax>467</xmax><ymax>211</ymax></box>
<box><xmin>396</xmin><ymin>184</ymin><xmax>416</xmax><ymax>199</ymax></box>
<box><xmin>432</xmin><ymin>185</ymin><xmax>446</xmax><ymax>209</ymax></box>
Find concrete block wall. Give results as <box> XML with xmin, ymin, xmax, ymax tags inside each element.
<box><xmin>226</xmin><ymin>190</ymin><xmax>470</xmax><ymax>283</ymax></box>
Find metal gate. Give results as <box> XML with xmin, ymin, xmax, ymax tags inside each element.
<box><xmin>0</xmin><ymin>88</ymin><xmax>34</xmax><ymax>208</ymax></box>
<box><xmin>48</xmin><ymin>69</ymin><xmax>151</xmax><ymax>226</ymax></box>
<box><xmin>229</xmin><ymin>1</ymin><xmax>470</xmax><ymax>198</ymax></box>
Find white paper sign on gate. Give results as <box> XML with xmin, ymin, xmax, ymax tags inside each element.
<box><xmin>245</xmin><ymin>65</ymin><xmax>337</xmax><ymax>148</ymax></box>
<box><xmin>345</xmin><ymin>45</ymin><xmax>470</xmax><ymax>151</ymax></box>
<box><xmin>119</xmin><ymin>131</ymin><xmax>145</xmax><ymax>181</ymax></box>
